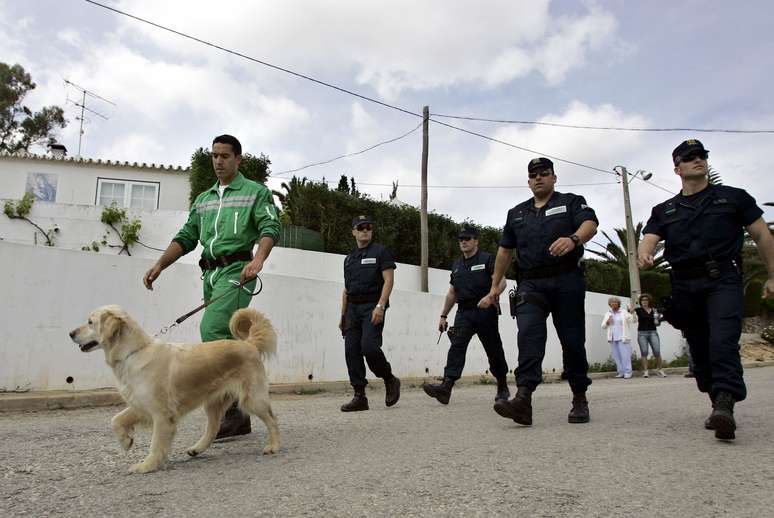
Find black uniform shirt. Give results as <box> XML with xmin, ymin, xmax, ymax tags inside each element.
<box><xmin>450</xmin><ymin>249</ymin><xmax>495</xmax><ymax>303</ymax></box>
<box><xmin>500</xmin><ymin>191</ymin><xmax>598</xmax><ymax>270</ymax></box>
<box><xmin>344</xmin><ymin>242</ymin><xmax>396</xmax><ymax>297</ymax></box>
<box><xmin>643</xmin><ymin>184</ymin><xmax>762</xmax><ymax>267</ymax></box>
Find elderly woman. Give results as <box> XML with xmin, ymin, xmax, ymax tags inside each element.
<box><xmin>632</xmin><ymin>293</ymin><xmax>666</xmax><ymax>378</ymax></box>
<box><xmin>601</xmin><ymin>297</ymin><xmax>634</xmax><ymax>378</ymax></box>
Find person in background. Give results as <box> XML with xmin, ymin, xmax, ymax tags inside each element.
<box><xmin>632</xmin><ymin>293</ymin><xmax>666</xmax><ymax>378</ymax></box>
<box><xmin>601</xmin><ymin>297</ymin><xmax>634</xmax><ymax>379</ymax></box>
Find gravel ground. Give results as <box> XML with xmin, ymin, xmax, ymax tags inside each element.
<box><xmin>1</xmin><ymin>368</ymin><xmax>773</xmax><ymax>518</ymax></box>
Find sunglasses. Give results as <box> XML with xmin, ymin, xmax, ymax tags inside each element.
<box><xmin>528</xmin><ymin>170</ymin><xmax>552</xmax><ymax>179</ymax></box>
<box><xmin>458</xmin><ymin>236</ymin><xmax>473</xmax><ymax>242</ymax></box>
<box><xmin>356</xmin><ymin>224</ymin><xmax>372</xmax><ymax>232</ymax></box>
<box><xmin>678</xmin><ymin>151</ymin><xmax>708</xmax><ymax>164</ymax></box>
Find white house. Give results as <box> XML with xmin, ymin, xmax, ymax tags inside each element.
<box><xmin>0</xmin><ymin>151</ymin><xmax>191</xmax><ymax>211</ymax></box>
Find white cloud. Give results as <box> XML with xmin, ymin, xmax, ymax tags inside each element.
<box><xmin>112</xmin><ymin>0</ymin><xmax>619</xmax><ymax>98</ymax></box>
<box><xmin>56</xmin><ymin>28</ymin><xmax>81</xmax><ymax>47</ymax></box>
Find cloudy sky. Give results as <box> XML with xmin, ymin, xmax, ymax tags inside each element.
<box><xmin>4</xmin><ymin>0</ymin><xmax>774</xmax><ymax>243</ymax></box>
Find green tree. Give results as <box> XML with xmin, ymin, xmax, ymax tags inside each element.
<box><xmin>188</xmin><ymin>147</ymin><xmax>271</xmax><ymax>204</ymax></box>
<box><xmin>0</xmin><ymin>62</ymin><xmax>67</xmax><ymax>153</ymax></box>
<box><xmin>336</xmin><ymin>174</ymin><xmax>349</xmax><ymax>194</ymax></box>
<box><xmin>587</xmin><ymin>223</ymin><xmax>667</xmax><ymax>271</ymax></box>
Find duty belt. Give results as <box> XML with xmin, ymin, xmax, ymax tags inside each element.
<box><xmin>199</xmin><ymin>250</ymin><xmax>253</xmax><ymax>271</ymax></box>
<box><xmin>457</xmin><ymin>299</ymin><xmax>486</xmax><ymax>310</ymax></box>
<box><xmin>347</xmin><ymin>293</ymin><xmax>381</xmax><ymax>304</ymax></box>
<box><xmin>518</xmin><ymin>260</ymin><xmax>580</xmax><ymax>280</ymax></box>
<box><xmin>671</xmin><ymin>259</ymin><xmax>740</xmax><ymax>280</ymax></box>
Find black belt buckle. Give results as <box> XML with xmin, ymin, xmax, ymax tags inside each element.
<box><xmin>705</xmin><ymin>259</ymin><xmax>721</xmax><ymax>279</ymax></box>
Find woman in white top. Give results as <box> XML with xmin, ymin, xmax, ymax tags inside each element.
<box><xmin>601</xmin><ymin>296</ymin><xmax>635</xmax><ymax>378</ymax></box>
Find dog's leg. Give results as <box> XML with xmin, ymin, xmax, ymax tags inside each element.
<box><xmin>244</xmin><ymin>400</ymin><xmax>280</xmax><ymax>455</ymax></box>
<box><xmin>129</xmin><ymin>415</ymin><xmax>176</xmax><ymax>474</ymax></box>
<box><xmin>187</xmin><ymin>397</ymin><xmax>231</xmax><ymax>457</ymax></box>
<box><xmin>111</xmin><ymin>407</ymin><xmax>142</xmax><ymax>451</ymax></box>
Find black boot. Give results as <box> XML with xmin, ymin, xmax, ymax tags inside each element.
<box><xmin>495</xmin><ymin>378</ymin><xmax>510</xmax><ymax>402</ymax></box>
<box><xmin>704</xmin><ymin>393</ymin><xmax>715</xmax><ymax>430</ymax></box>
<box><xmin>341</xmin><ymin>386</ymin><xmax>369</xmax><ymax>412</ymax></box>
<box><xmin>385</xmin><ymin>376</ymin><xmax>401</xmax><ymax>407</ymax></box>
<box><xmin>707</xmin><ymin>391</ymin><xmax>736</xmax><ymax>441</ymax></box>
<box><xmin>568</xmin><ymin>392</ymin><xmax>590</xmax><ymax>423</ymax></box>
<box><xmin>423</xmin><ymin>377</ymin><xmax>454</xmax><ymax>405</ymax></box>
<box><xmin>493</xmin><ymin>386</ymin><xmax>532</xmax><ymax>425</ymax></box>
<box><xmin>215</xmin><ymin>402</ymin><xmax>251</xmax><ymax>441</ymax></box>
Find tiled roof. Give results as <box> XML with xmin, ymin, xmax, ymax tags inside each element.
<box><xmin>0</xmin><ymin>151</ymin><xmax>189</xmax><ymax>172</ymax></box>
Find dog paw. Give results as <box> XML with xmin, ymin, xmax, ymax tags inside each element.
<box><xmin>118</xmin><ymin>436</ymin><xmax>134</xmax><ymax>451</ymax></box>
<box><xmin>262</xmin><ymin>444</ymin><xmax>279</xmax><ymax>455</ymax></box>
<box><xmin>186</xmin><ymin>448</ymin><xmax>200</xmax><ymax>457</ymax></box>
<box><xmin>129</xmin><ymin>461</ymin><xmax>160</xmax><ymax>474</ymax></box>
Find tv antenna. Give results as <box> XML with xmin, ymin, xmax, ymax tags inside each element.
<box><xmin>63</xmin><ymin>79</ymin><xmax>116</xmax><ymax>157</ymax></box>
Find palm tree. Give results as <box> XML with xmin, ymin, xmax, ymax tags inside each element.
<box><xmin>587</xmin><ymin>222</ymin><xmax>668</xmax><ymax>271</ymax></box>
<box><xmin>707</xmin><ymin>164</ymin><xmax>722</xmax><ymax>186</ymax></box>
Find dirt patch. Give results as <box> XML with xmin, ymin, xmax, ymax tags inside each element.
<box><xmin>740</xmin><ymin>333</ymin><xmax>774</xmax><ymax>362</ymax></box>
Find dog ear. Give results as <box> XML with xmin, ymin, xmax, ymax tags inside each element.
<box><xmin>99</xmin><ymin>311</ymin><xmax>124</xmax><ymax>344</ymax></box>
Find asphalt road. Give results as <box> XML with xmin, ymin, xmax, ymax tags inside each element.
<box><xmin>2</xmin><ymin>368</ymin><xmax>773</xmax><ymax>517</ymax></box>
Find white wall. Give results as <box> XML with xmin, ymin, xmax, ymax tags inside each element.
<box><xmin>0</xmin><ymin>241</ymin><xmax>684</xmax><ymax>392</ymax></box>
<box><xmin>0</xmin><ymin>155</ymin><xmax>190</xmax><ymax>211</ymax></box>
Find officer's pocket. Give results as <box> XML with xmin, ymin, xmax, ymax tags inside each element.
<box><xmin>544</xmin><ymin>212</ymin><xmax>572</xmax><ymax>237</ymax></box>
<box><xmin>703</xmin><ymin>203</ymin><xmax>738</xmax><ymax>242</ymax></box>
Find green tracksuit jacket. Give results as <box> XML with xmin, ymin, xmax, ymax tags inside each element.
<box><xmin>173</xmin><ymin>173</ymin><xmax>280</xmax><ymax>341</ymax></box>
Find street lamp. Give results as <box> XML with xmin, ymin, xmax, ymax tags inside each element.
<box><xmin>613</xmin><ymin>166</ymin><xmax>653</xmax><ymax>307</ymax></box>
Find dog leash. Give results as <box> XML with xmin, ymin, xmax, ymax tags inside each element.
<box><xmin>155</xmin><ymin>275</ymin><xmax>263</xmax><ymax>337</ymax></box>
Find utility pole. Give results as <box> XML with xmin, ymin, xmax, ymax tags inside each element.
<box><xmin>616</xmin><ymin>165</ymin><xmax>641</xmax><ymax>306</ymax></box>
<box><xmin>420</xmin><ymin>106</ymin><xmax>429</xmax><ymax>293</ymax></box>
<box><xmin>63</xmin><ymin>79</ymin><xmax>115</xmax><ymax>157</ymax></box>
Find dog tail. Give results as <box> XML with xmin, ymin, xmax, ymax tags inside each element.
<box><xmin>229</xmin><ymin>308</ymin><xmax>277</xmax><ymax>358</ymax></box>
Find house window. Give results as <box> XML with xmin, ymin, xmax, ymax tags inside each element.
<box><xmin>96</xmin><ymin>179</ymin><xmax>159</xmax><ymax>210</ymax></box>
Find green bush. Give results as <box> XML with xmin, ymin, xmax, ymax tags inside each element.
<box><xmin>587</xmin><ymin>357</ymin><xmax>618</xmax><ymax>373</ymax></box>
<box><xmin>584</xmin><ymin>260</ymin><xmax>624</xmax><ymax>295</ymax></box>
<box><xmin>276</xmin><ymin>176</ymin><xmax>515</xmax><ymax>274</ymax></box>
<box><xmin>743</xmin><ymin>281</ymin><xmax>763</xmax><ymax>318</ymax></box>
<box><xmin>640</xmin><ymin>270</ymin><xmax>672</xmax><ymax>307</ymax></box>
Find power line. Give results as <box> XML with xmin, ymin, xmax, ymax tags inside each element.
<box><xmin>429</xmin><ymin>117</ymin><xmax>617</xmax><ymax>176</ymax></box>
<box><xmin>273</xmin><ymin>122</ymin><xmax>423</xmax><ymax>177</ymax></box>
<box><xmin>82</xmin><ymin>0</ymin><xmax>620</xmax><ymax>179</ymax></box>
<box><xmin>298</xmin><ymin>178</ymin><xmax>620</xmax><ymax>190</ymax></box>
<box><xmin>432</xmin><ymin>113</ymin><xmax>774</xmax><ymax>134</ymax></box>
<box><xmin>82</xmin><ymin>0</ymin><xmax>422</xmax><ymax>120</ymax></box>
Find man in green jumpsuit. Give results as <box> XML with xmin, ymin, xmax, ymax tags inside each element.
<box><xmin>143</xmin><ymin>134</ymin><xmax>280</xmax><ymax>438</ymax></box>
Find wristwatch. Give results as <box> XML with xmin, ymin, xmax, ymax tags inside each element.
<box><xmin>569</xmin><ymin>234</ymin><xmax>581</xmax><ymax>247</ymax></box>
<box><xmin>376</xmin><ymin>304</ymin><xmax>386</xmax><ymax>311</ymax></box>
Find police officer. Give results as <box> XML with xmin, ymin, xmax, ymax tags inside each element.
<box><xmin>143</xmin><ymin>134</ymin><xmax>280</xmax><ymax>439</ymax></box>
<box><xmin>339</xmin><ymin>215</ymin><xmax>401</xmax><ymax>412</ymax></box>
<box><xmin>423</xmin><ymin>224</ymin><xmax>510</xmax><ymax>404</ymax></box>
<box><xmin>639</xmin><ymin>139</ymin><xmax>774</xmax><ymax>441</ymax></box>
<box><xmin>483</xmin><ymin>157</ymin><xmax>598</xmax><ymax>426</ymax></box>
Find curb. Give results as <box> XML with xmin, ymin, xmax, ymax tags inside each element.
<box><xmin>2</xmin><ymin>361</ymin><xmax>772</xmax><ymax>413</ymax></box>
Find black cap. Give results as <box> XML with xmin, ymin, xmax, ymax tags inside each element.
<box><xmin>352</xmin><ymin>215</ymin><xmax>372</xmax><ymax>228</ymax></box>
<box><xmin>672</xmin><ymin>139</ymin><xmax>709</xmax><ymax>165</ymax></box>
<box><xmin>458</xmin><ymin>224</ymin><xmax>478</xmax><ymax>239</ymax></box>
<box><xmin>528</xmin><ymin>157</ymin><xmax>554</xmax><ymax>173</ymax></box>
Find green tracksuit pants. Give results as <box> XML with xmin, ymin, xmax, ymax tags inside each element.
<box><xmin>200</xmin><ymin>261</ymin><xmax>257</xmax><ymax>342</ymax></box>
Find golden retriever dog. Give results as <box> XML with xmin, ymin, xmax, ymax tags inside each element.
<box><xmin>69</xmin><ymin>305</ymin><xmax>280</xmax><ymax>474</ymax></box>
